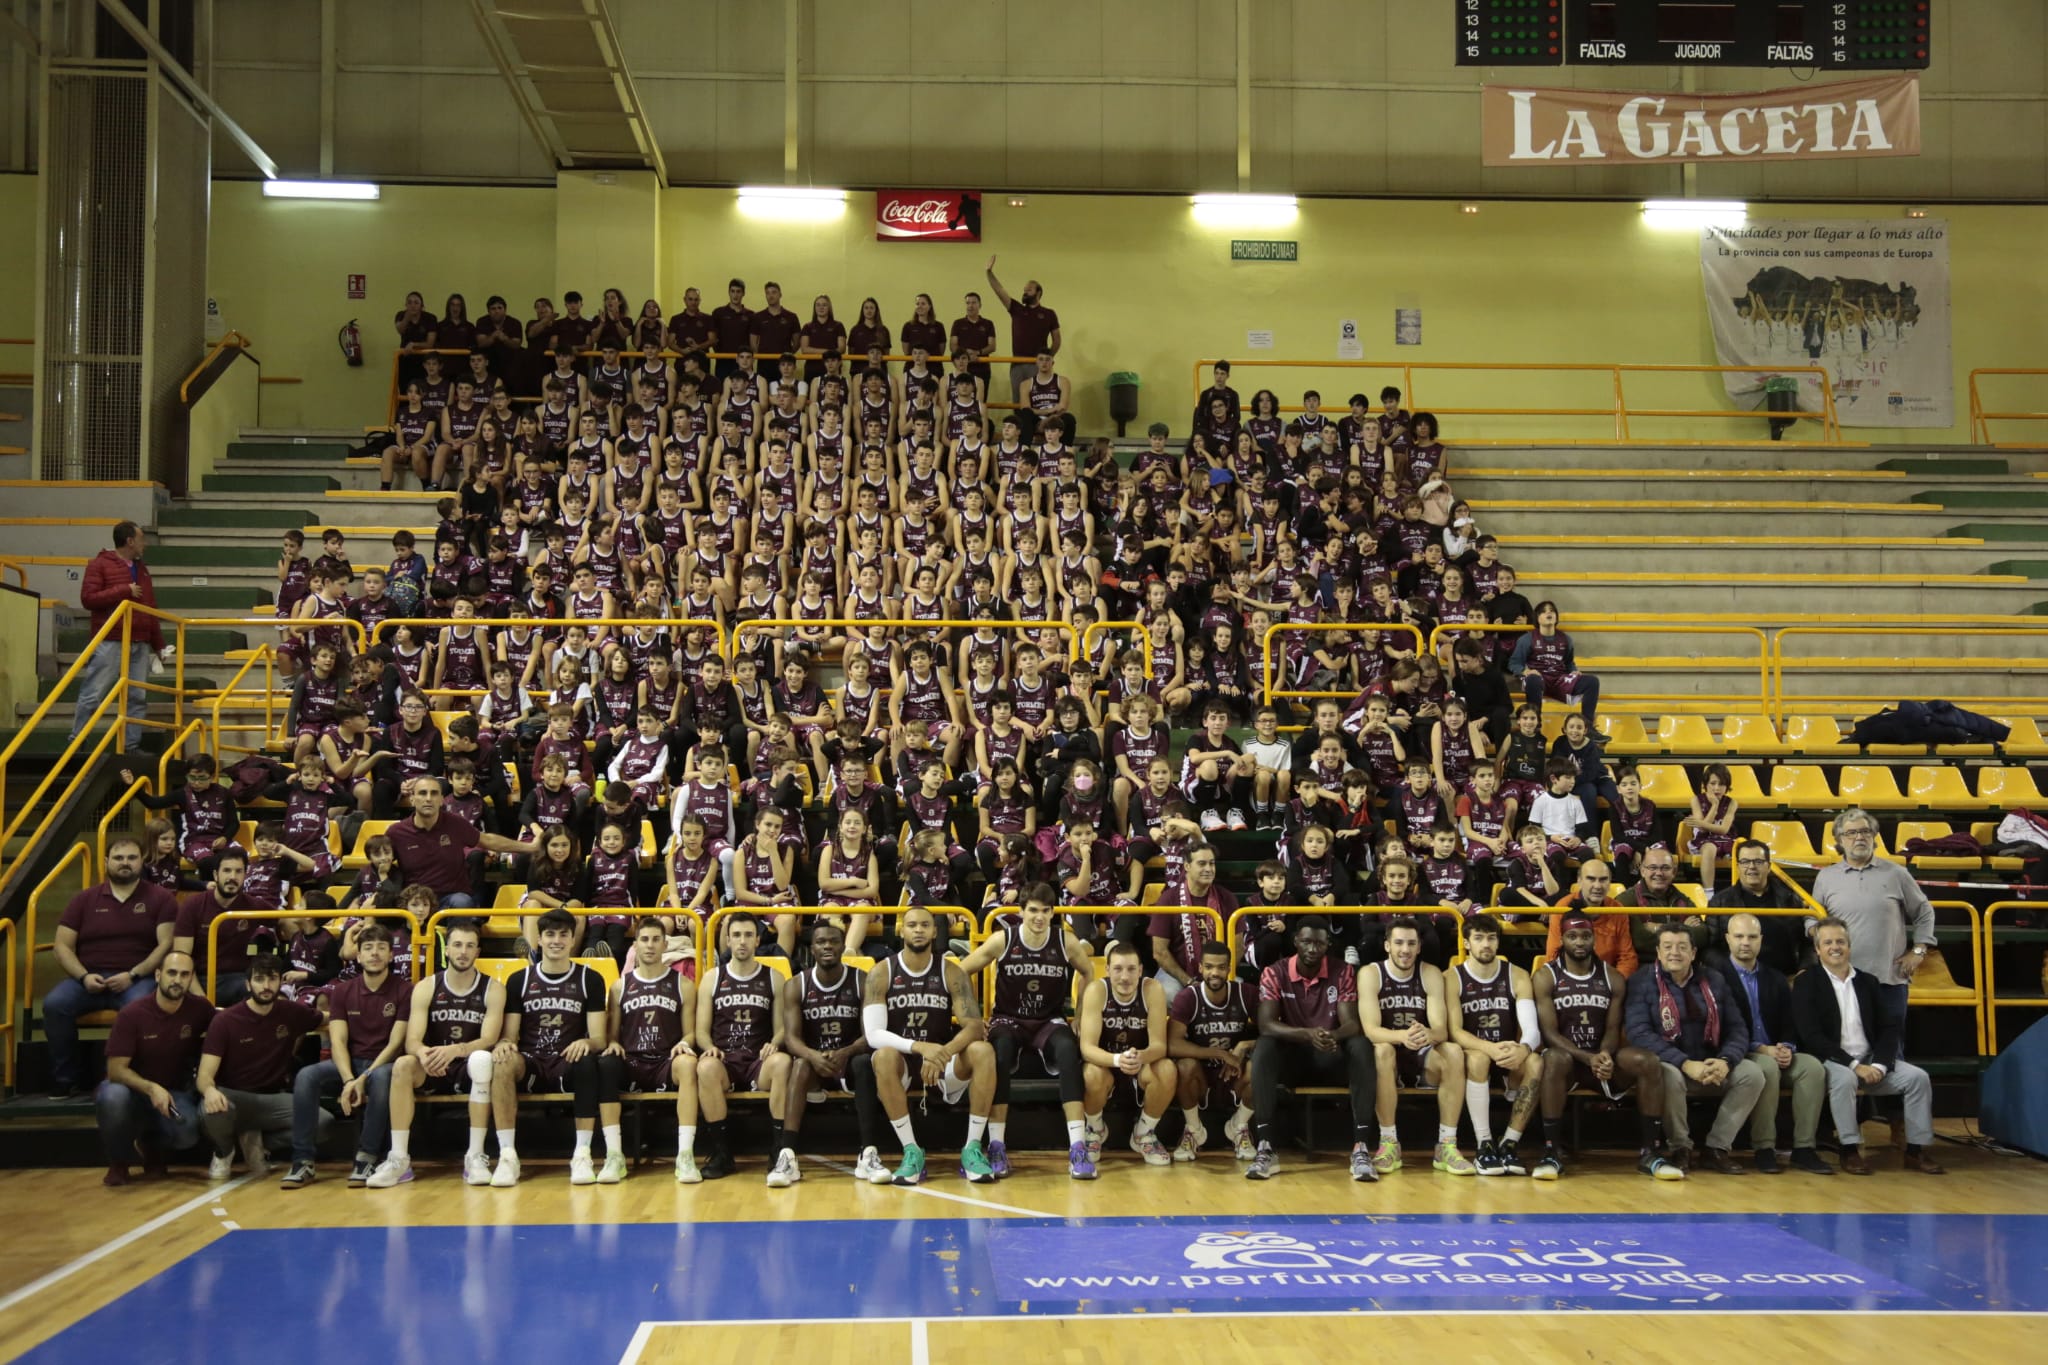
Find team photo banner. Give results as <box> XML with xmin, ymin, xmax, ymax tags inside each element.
<box><xmin>1482</xmin><ymin>74</ymin><xmax>1919</xmax><ymax>166</ymax></box>
<box><xmin>1699</xmin><ymin>218</ymin><xmax>1952</xmax><ymax>429</ymax></box>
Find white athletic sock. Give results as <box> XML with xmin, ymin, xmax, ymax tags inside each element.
<box><xmin>496</xmin><ymin>1129</ymin><xmax>518</xmax><ymax>1157</ymax></box>
<box><xmin>988</xmin><ymin>1121</ymin><xmax>1007</xmax><ymax>1143</ymax></box>
<box><xmin>890</xmin><ymin>1115</ymin><xmax>917</xmax><ymax>1149</ymax></box>
<box><xmin>1438</xmin><ymin>1123</ymin><xmax>1458</xmax><ymax>1146</ymax></box>
<box><xmin>575</xmin><ymin>1129</ymin><xmax>594</xmax><ymax>1154</ymax></box>
<box><xmin>1502</xmin><ymin>1126</ymin><xmax>1523</xmax><ymax>1148</ymax></box>
<box><xmin>679</xmin><ymin>1125</ymin><xmax>696</xmax><ymax>1157</ymax></box>
<box><xmin>389</xmin><ymin>1131</ymin><xmax>410</xmax><ymax>1160</ymax></box>
<box><xmin>1066</xmin><ymin>1119</ymin><xmax>1087</xmax><ymax>1145</ymax></box>
<box><xmin>1134</xmin><ymin>1113</ymin><xmax>1159</xmax><ymax>1138</ymax></box>
<box><xmin>1233</xmin><ymin>1103</ymin><xmax>1253</xmax><ymax>1128</ymax></box>
<box><xmin>1182</xmin><ymin>1106</ymin><xmax>1202</xmax><ymax>1131</ymax></box>
<box><xmin>467</xmin><ymin>1127</ymin><xmax>486</xmax><ymax>1159</ymax></box>
<box><xmin>1466</xmin><ymin>1082</ymin><xmax>1493</xmax><ymax>1142</ymax></box>
<box><xmin>967</xmin><ymin>1115</ymin><xmax>988</xmax><ymax>1145</ymax></box>
<box><xmin>603</xmin><ymin>1123</ymin><xmax>622</xmax><ymax>1155</ymax></box>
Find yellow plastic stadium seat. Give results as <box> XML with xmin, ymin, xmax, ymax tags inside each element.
<box><xmin>231</xmin><ymin>820</ymin><xmax>256</xmax><ymax>853</ymax></box>
<box><xmin>475</xmin><ymin>955</ymin><xmax>620</xmax><ymax>993</ymax></box>
<box><xmin>1654</xmin><ymin>715</ymin><xmax>1716</xmax><ymax>754</ymax></box>
<box><xmin>430</xmin><ymin>711</ymin><xmax>465</xmax><ymax>744</ymax></box>
<box><xmin>1726</xmin><ymin>765</ymin><xmax>1767</xmax><ymax>804</ymax></box>
<box><xmin>1995</xmin><ymin>716</ymin><xmax>2048</xmax><ymax>757</ymax></box>
<box><xmin>1970</xmin><ymin>821</ymin><xmax>2026</xmax><ymax>873</ymax></box>
<box><xmin>1720</xmin><ymin>714</ymin><xmax>1785</xmax><ymax>755</ymax></box>
<box><xmin>1597</xmin><ymin>714</ymin><xmax>1651</xmax><ymax>754</ymax></box>
<box><xmin>760</xmin><ymin>955</ymin><xmax>793</xmax><ymax>981</ymax></box>
<box><xmin>1141</xmin><ymin>882</ymin><xmax>1164</xmax><ymax>906</ymax></box>
<box><xmin>637</xmin><ymin>819</ymin><xmax>658</xmax><ymax>867</ymax></box>
<box><xmin>1820</xmin><ymin>822</ymin><xmax>1902</xmax><ymax>863</ymax></box>
<box><xmin>1906</xmin><ymin>766</ymin><xmax>1976</xmax><ymax>811</ymax></box>
<box><xmin>1895</xmin><ymin>821</ymin><xmax>1980</xmax><ymax>873</ymax></box>
<box><xmin>1635</xmin><ymin>764</ymin><xmax>1694</xmax><ymax>806</ymax></box>
<box><xmin>842</xmin><ymin>954</ymin><xmax>877</xmax><ymax>975</ymax></box>
<box><xmin>1748</xmin><ymin>821</ymin><xmax>1827</xmax><ymax>865</ymax></box>
<box><xmin>493</xmin><ymin>883</ymin><xmax>529</xmax><ymax>909</ymax></box>
<box><xmin>1975</xmin><ymin>766</ymin><xmax>2045</xmax><ymax>810</ymax></box>
<box><xmin>1768</xmin><ymin>765</ymin><xmax>1836</xmax><ymax>810</ymax></box>
<box><xmin>1783</xmin><ymin>715</ymin><xmax>1851</xmax><ymax>756</ymax></box>
<box><xmin>342</xmin><ymin>819</ymin><xmax>394</xmax><ymax>868</ymax></box>
<box><xmin>1905</xmin><ymin>947</ymin><xmax>1976</xmax><ymax>1007</ymax></box>
<box><xmin>1837</xmin><ymin>766</ymin><xmax>1911</xmax><ymax>811</ymax></box>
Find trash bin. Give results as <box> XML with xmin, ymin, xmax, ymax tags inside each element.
<box><xmin>1108</xmin><ymin>371</ymin><xmax>1141</xmax><ymax>438</ymax></box>
<box><xmin>1763</xmin><ymin>375</ymin><xmax>1801</xmax><ymax>442</ymax></box>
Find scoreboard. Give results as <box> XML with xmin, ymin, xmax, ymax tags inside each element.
<box><xmin>1458</xmin><ymin>0</ymin><xmax>1931</xmax><ymax>69</ymax></box>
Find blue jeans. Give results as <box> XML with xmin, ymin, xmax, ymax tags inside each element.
<box><xmin>69</xmin><ymin>640</ymin><xmax>155</xmax><ymax>749</ymax></box>
<box><xmin>45</xmin><ymin>975</ymin><xmax>159</xmax><ymax>1090</ymax></box>
<box><xmin>292</xmin><ymin>1056</ymin><xmax>393</xmax><ymax>1162</ymax></box>
<box><xmin>438</xmin><ymin>892</ymin><xmax>478</xmax><ymax>910</ymax></box>
<box><xmin>210</xmin><ymin>972</ymin><xmax>250</xmax><ymax>1007</ymax></box>
<box><xmin>97</xmin><ymin>1081</ymin><xmax>202</xmax><ymax>1165</ymax></box>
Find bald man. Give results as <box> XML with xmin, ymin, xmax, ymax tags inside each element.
<box><xmin>1724</xmin><ymin>913</ymin><xmax>1829</xmax><ymax>1174</ymax></box>
<box><xmin>1545</xmin><ymin>860</ymin><xmax>1640</xmax><ymax>975</ymax></box>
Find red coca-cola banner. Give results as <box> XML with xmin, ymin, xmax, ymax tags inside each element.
<box><xmin>876</xmin><ymin>190</ymin><xmax>981</xmax><ymax>242</ymax></box>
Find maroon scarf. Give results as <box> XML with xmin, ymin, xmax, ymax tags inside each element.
<box><xmin>1655</xmin><ymin>967</ymin><xmax>1720</xmax><ymax>1051</ymax></box>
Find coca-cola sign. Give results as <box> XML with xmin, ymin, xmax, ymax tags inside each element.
<box><xmin>876</xmin><ymin>190</ymin><xmax>981</xmax><ymax>242</ymax></box>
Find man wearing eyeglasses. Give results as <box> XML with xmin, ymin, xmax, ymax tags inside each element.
<box><xmin>1709</xmin><ymin>839</ymin><xmax>1807</xmax><ymax>975</ymax></box>
<box><xmin>1809</xmin><ymin>807</ymin><xmax>1936</xmax><ymax>1042</ymax></box>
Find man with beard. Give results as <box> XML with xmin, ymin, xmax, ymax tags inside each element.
<box><xmin>47</xmin><ymin>833</ymin><xmax>179</xmax><ymax>1097</ymax></box>
<box><xmin>171</xmin><ymin>847</ymin><xmax>260</xmax><ymax>1006</ymax></box>
<box><xmin>1244</xmin><ymin>918</ymin><xmax>1378</xmax><ymax>1182</ymax></box>
<box><xmin>984</xmin><ymin>256</ymin><xmax>1060</xmax><ymax>408</ymax></box>
<box><xmin>98</xmin><ymin>949</ymin><xmax>214</xmax><ymax>1185</ymax></box>
<box><xmin>861</xmin><ymin>906</ymin><xmax>999</xmax><ymax>1186</ymax></box>
<box><xmin>1167</xmin><ymin>939</ymin><xmax>1258</xmax><ymax>1162</ymax></box>
<box><xmin>198</xmin><ymin>954</ymin><xmax>322</xmax><ymax>1179</ymax></box>
<box><xmin>608</xmin><ymin>918</ymin><xmax>701</xmax><ymax>1184</ymax></box>
<box><xmin>370</xmin><ymin>920</ymin><xmax>505</xmax><ymax>1188</ymax></box>
<box><xmin>284</xmin><ymin>923</ymin><xmax>409</xmax><ymax>1189</ymax></box>
<box><xmin>1363</xmin><ymin>920</ymin><xmax>1474</xmax><ymax>1177</ymax></box>
<box><xmin>778</xmin><ymin>920</ymin><xmax>872</xmax><ymax>1184</ymax></box>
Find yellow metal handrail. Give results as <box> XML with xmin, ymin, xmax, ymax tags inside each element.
<box><xmin>1426</xmin><ymin>620</ymin><xmax>1773</xmax><ymax>717</ymax></box>
<box><xmin>1079</xmin><ymin>619</ymin><xmax>1156</xmax><ymax>678</ymax></box>
<box><xmin>725</xmin><ymin>618</ymin><xmax>1077</xmax><ymax>662</ymax></box>
<box><xmin>1223</xmin><ymin>904</ymin><xmax>1471</xmax><ymax>971</ymax></box>
<box><xmin>1983</xmin><ymin>900</ymin><xmax>2046</xmax><ymax>1056</ymax></box>
<box><xmin>178</xmin><ymin>330</ymin><xmax>254</xmax><ymax>404</ymax></box>
<box><xmin>211</xmin><ymin>645</ymin><xmax>278</xmax><ymax>757</ymax></box>
<box><xmin>206</xmin><ymin>909</ymin><xmax>422</xmax><ymax>1002</ymax></box>
<box><xmin>421</xmin><ymin>906</ymin><xmax>707</xmax><ymax>975</ymax></box>
<box><xmin>1258</xmin><ymin>621</ymin><xmax>1428</xmax><ymax>705</ymax></box>
<box><xmin>0</xmin><ymin>918</ymin><xmax>15</xmax><ymax>1091</ymax></box>
<box><xmin>369</xmin><ymin>616</ymin><xmax>725</xmax><ymax>654</ymax></box>
<box><xmin>1966</xmin><ymin>367</ymin><xmax>2048</xmax><ymax>444</ymax></box>
<box><xmin>1772</xmin><ymin>626</ymin><xmax>2048</xmax><ymax>726</ymax></box>
<box><xmin>19</xmin><ymin>843</ymin><xmax>95</xmax><ymax>1063</ymax></box>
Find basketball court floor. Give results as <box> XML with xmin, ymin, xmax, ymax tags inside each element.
<box><xmin>1</xmin><ymin>1124</ymin><xmax>2041</xmax><ymax>1363</ymax></box>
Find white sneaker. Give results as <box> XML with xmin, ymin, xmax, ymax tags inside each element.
<box><xmin>489</xmin><ymin>1153</ymin><xmax>521</xmax><ymax>1187</ymax></box>
<box><xmin>1226</xmin><ymin>808</ymin><xmax>1248</xmax><ymax>831</ymax></box>
<box><xmin>675</xmin><ymin>1151</ymin><xmax>702</xmax><ymax>1184</ymax></box>
<box><xmin>1198</xmin><ymin>809</ymin><xmax>1225</xmax><ymax>833</ymax></box>
<box><xmin>1174</xmin><ymin>1122</ymin><xmax>1208</xmax><ymax>1162</ymax></box>
<box><xmin>766</xmin><ymin>1150</ymin><xmax>801</xmax><ymax>1187</ymax></box>
<box><xmin>207</xmin><ymin>1152</ymin><xmax>234</xmax><ymax>1181</ymax></box>
<box><xmin>1223</xmin><ymin>1109</ymin><xmax>1250</xmax><ymax>1147</ymax></box>
<box><xmin>569</xmin><ymin>1150</ymin><xmax>597</xmax><ymax>1185</ymax></box>
<box><xmin>1086</xmin><ymin>1112</ymin><xmax>1108</xmax><ymax>1143</ymax></box>
<box><xmin>238</xmin><ymin>1130</ymin><xmax>270</xmax><ymax>1180</ymax></box>
<box><xmin>597</xmin><ymin>1151</ymin><xmax>627</xmax><ymax>1185</ymax></box>
<box><xmin>365</xmin><ymin>1154</ymin><xmax>413</xmax><ymax>1189</ymax></box>
<box><xmin>463</xmin><ymin>1153</ymin><xmax>493</xmax><ymax>1186</ymax></box>
<box><xmin>854</xmin><ymin>1145</ymin><xmax>892</xmax><ymax>1184</ymax></box>
<box><xmin>1131</xmin><ymin>1129</ymin><xmax>1173</xmax><ymax>1166</ymax></box>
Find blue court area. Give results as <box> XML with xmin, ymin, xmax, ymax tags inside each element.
<box><xmin>21</xmin><ymin>1212</ymin><xmax>2048</xmax><ymax>1362</ymax></box>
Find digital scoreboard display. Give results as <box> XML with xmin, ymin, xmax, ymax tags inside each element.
<box><xmin>1458</xmin><ymin>0</ymin><xmax>1931</xmax><ymax>69</ymax></box>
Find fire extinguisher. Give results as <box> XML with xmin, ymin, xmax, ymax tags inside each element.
<box><xmin>337</xmin><ymin>319</ymin><xmax>363</xmax><ymax>367</ymax></box>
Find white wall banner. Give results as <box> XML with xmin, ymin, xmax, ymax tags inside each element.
<box><xmin>1699</xmin><ymin>219</ymin><xmax>1950</xmax><ymax>429</ymax></box>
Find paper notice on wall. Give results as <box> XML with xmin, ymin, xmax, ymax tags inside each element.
<box><xmin>1247</xmin><ymin>330</ymin><xmax>1274</xmax><ymax>350</ymax></box>
<box><xmin>1395</xmin><ymin>309</ymin><xmax>1422</xmax><ymax>346</ymax></box>
<box><xmin>1337</xmin><ymin>319</ymin><xmax>1363</xmax><ymax>360</ymax></box>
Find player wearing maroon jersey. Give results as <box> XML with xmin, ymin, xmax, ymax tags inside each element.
<box><xmin>1444</xmin><ymin>914</ymin><xmax>1543</xmax><ymax>1177</ymax></box>
<box><xmin>955</xmin><ymin>885</ymin><xmax>1093</xmax><ymax>1177</ymax></box>
<box><xmin>1167</xmin><ymin>939</ymin><xmax>1257</xmax><ymax>1162</ymax></box>
<box><xmin>1076</xmin><ymin>940</ymin><xmax>1176</xmax><ymax>1174</ymax></box>
<box><xmin>1361</xmin><ymin>921</ymin><xmax>1474</xmax><ymax>1177</ymax></box>
<box><xmin>694</xmin><ymin>912</ymin><xmax>789</xmax><ymax>1180</ymax></box>
<box><xmin>777</xmin><ymin>920</ymin><xmax>877</xmax><ymax>1184</ymax></box>
<box><xmin>1244</xmin><ymin>918</ymin><xmax>1377</xmax><ymax>1182</ymax></box>
<box><xmin>607</xmin><ymin>918</ymin><xmax>702</xmax><ymax>1184</ymax></box>
<box><xmin>490</xmin><ymin>909</ymin><xmax>625</xmax><ymax>1186</ymax></box>
<box><xmin>371</xmin><ymin>921</ymin><xmax>505</xmax><ymax>1188</ymax></box>
<box><xmin>1532</xmin><ymin>911</ymin><xmax>1680</xmax><ymax>1181</ymax></box>
<box><xmin>860</xmin><ymin>906</ymin><xmax>998</xmax><ymax>1186</ymax></box>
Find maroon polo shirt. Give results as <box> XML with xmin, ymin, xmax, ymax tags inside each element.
<box><xmin>106</xmin><ymin>992</ymin><xmax>216</xmax><ymax>1089</ymax></box>
<box><xmin>751</xmin><ymin>307</ymin><xmax>801</xmax><ymax>358</ymax></box>
<box><xmin>59</xmin><ymin>880</ymin><xmax>181</xmax><ymax>974</ymax></box>
<box><xmin>1258</xmin><ymin>953</ymin><xmax>1355</xmax><ymax>1031</ymax></box>
<box><xmin>203</xmin><ymin>997</ymin><xmax>325</xmax><ymax>1092</ymax></box>
<box><xmin>950</xmin><ymin>315</ymin><xmax>996</xmax><ymax>357</ymax></box>
<box><xmin>669</xmin><ymin>311</ymin><xmax>714</xmax><ymax>351</ymax></box>
<box><xmin>1005</xmin><ymin>300</ymin><xmax>1060</xmax><ymax>356</ymax></box>
<box><xmin>389</xmin><ymin>811</ymin><xmax>481</xmax><ymax>896</ymax></box>
<box><xmin>711</xmin><ymin>304</ymin><xmax>754</xmax><ymax>353</ymax></box>
<box><xmin>327</xmin><ymin>971</ymin><xmax>411</xmax><ymax>1058</ymax></box>
<box><xmin>175</xmin><ymin>891</ymin><xmax>263</xmax><ymax>983</ymax></box>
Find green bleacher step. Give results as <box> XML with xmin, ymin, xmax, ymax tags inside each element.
<box><xmin>225</xmin><ymin>441</ymin><xmax>354</xmax><ymax>462</ymax></box>
<box><xmin>1877</xmin><ymin>457</ymin><xmax>2007</xmax><ymax>476</ymax></box>
<box><xmin>1948</xmin><ymin>523</ymin><xmax>2048</xmax><ymax>543</ymax></box>
<box><xmin>0</xmin><ymin>727</ymin><xmax>78</xmax><ymax>756</ymax></box>
<box><xmin>158</xmin><ymin>506</ymin><xmax>312</xmax><ymax>528</ymax></box>
<box><xmin>144</xmin><ymin>544</ymin><xmax>281</xmax><ymax>567</ymax></box>
<box><xmin>59</xmin><ymin>626</ymin><xmax>247</xmax><ymax>654</ymax></box>
<box><xmin>34</xmin><ymin>672</ymin><xmax>217</xmax><ymax>700</ymax></box>
<box><xmin>200</xmin><ymin>473</ymin><xmax>339</xmax><ymax>494</ymax></box>
<box><xmin>1986</xmin><ymin>560</ymin><xmax>2048</xmax><ymax>579</ymax></box>
<box><xmin>153</xmin><ymin>585</ymin><xmax>272</xmax><ymax>609</ymax></box>
<box><xmin>1911</xmin><ymin>489</ymin><xmax>2048</xmax><ymax>507</ymax></box>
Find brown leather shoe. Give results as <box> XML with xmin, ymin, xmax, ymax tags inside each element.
<box><xmin>1702</xmin><ymin>1147</ymin><xmax>1751</xmax><ymax>1175</ymax></box>
<box><xmin>1905</xmin><ymin>1149</ymin><xmax>1947</xmax><ymax>1175</ymax></box>
<box><xmin>1841</xmin><ymin>1146</ymin><xmax>1872</xmax><ymax>1175</ymax></box>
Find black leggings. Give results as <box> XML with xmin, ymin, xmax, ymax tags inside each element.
<box><xmin>1249</xmin><ymin>1035</ymin><xmax>1377</xmax><ymax>1146</ymax></box>
<box><xmin>566</xmin><ymin>1052</ymin><xmax>625</xmax><ymax>1119</ymax></box>
<box><xmin>990</xmin><ymin>1025</ymin><xmax>1084</xmax><ymax>1107</ymax></box>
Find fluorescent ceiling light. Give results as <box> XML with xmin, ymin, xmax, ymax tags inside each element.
<box><xmin>1642</xmin><ymin>198</ymin><xmax>1747</xmax><ymax>230</ymax></box>
<box><xmin>1191</xmin><ymin>193</ymin><xmax>1298</xmax><ymax>229</ymax></box>
<box><xmin>737</xmin><ymin>186</ymin><xmax>848</xmax><ymax>221</ymax></box>
<box><xmin>262</xmin><ymin>179</ymin><xmax>380</xmax><ymax>200</ymax></box>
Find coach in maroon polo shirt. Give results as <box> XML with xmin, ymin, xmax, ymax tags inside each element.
<box><xmin>1244</xmin><ymin>916</ymin><xmax>1380</xmax><ymax>1180</ymax></box>
<box><xmin>46</xmin><ymin>833</ymin><xmax>180</xmax><ymax>1096</ymax></box>
<box><xmin>388</xmin><ymin>777</ymin><xmax>539</xmax><ymax>908</ymax></box>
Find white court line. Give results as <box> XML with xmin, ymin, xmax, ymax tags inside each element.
<box><xmin>909</xmin><ymin>1318</ymin><xmax>930</xmax><ymax>1365</ymax></box>
<box><xmin>0</xmin><ymin>1175</ymin><xmax>251</xmax><ymax>1317</ymax></box>
<box><xmin>802</xmin><ymin>1154</ymin><xmax>1062</xmax><ymax>1219</ymax></box>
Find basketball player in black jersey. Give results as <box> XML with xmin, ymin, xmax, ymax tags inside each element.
<box><xmin>695</xmin><ymin>912</ymin><xmax>789</xmax><ymax>1180</ymax></box>
<box><xmin>372</xmin><ymin>921</ymin><xmax>505</xmax><ymax>1188</ymax></box>
<box><xmin>1167</xmin><ymin>939</ymin><xmax>1258</xmax><ymax>1162</ymax></box>
<box><xmin>955</xmin><ymin>884</ymin><xmax>1094</xmax><ymax>1177</ymax></box>
<box><xmin>860</xmin><ymin>906</ymin><xmax>998</xmax><ymax>1185</ymax></box>
<box><xmin>1532</xmin><ymin>911</ymin><xmax>1682</xmax><ymax>1181</ymax></box>
<box><xmin>605</xmin><ymin>918</ymin><xmax>701</xmax><ymax>1184</ymax></box>
<box><xmin>1361</xmin><ymin>921</ymin><xmax>1474</xmax><ymax>1176</ymax></box>
<box><xmin>491</xmin><ymin>909</ymin><xmax>625</xmax><ymax>1186</ymax></box>
<box><xmin>777</xmin><ymin>920</ymin><xmax>877</xmax><ymax>1184</ymax></box>
<box><xmin>1444</xmin><ymin>914</ymin><xmax>1543</xmax><ymax>1176</ymax></box>
<box><xmin>1077</xmin><ymin>940</ymin><xmax>1177</xmax><ymax>1172</ymax></box>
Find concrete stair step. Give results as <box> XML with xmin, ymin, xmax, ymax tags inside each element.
<box><xmin>1986</xmin><ymin>560</ymin><xmax>2048</xmax><ymax>579</ymax></box>
<box><xmin>200</xmin><ymin>473</ymin><xmax>339</xmax><ymax>495</ymax></box>
<box><xmin>241</xmin><ymin>427</ymin><xmax>364</xmax><ymax>442</ymax></box>
<box><xmin>1511</xmin><ymin>573</ymin><xmax>2046</xmax><ymax>616</ymax></box>
<box><xmin>1911</xmin><ymin>489</ymin><xmax>2048</xmax><ymax>507</ymax></box>
<box><xmin>1950</xmin><ymin>523</ymin><xmax>2048</xmax><ymax>542</ymax></box>
<box><xmin>153</xmin><ymin>585</ymin><xmax>272</xmax><ymax>610</ymax></box>
<box><xmin>159</xmin><ymin>505</ymin><xmax>314</xmax><ymax>528</ymax></box>
<box><xmin>144</xmin><ymin>544</ymin><xmax>280</xmax><ymax>568</ymax></box>
<box><xmin>1461</xmin><ymin>443</ymin><xmax>2037</xmax><ymax>472</ymax></box>
<box><xmin>1499</xmin><ymin>541</ymin><xmax>1993</xmax><ymax>575</ymax></box>
<box><xmin>225</xmin><ymin>440</ymin><xmax>355</xmax><ymax>461</ymax></box>
<box><xmin>1876</xmin><ymin>457</ymin><xmax>2009</xmax><ymax>476</ymax></box>
<box><xmin>207</xmin><ymin>463</ymin><xmax>381</xmax><ymax>488</ymax></box>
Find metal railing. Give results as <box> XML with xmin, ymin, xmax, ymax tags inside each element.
<box><xmin>1966</xmin><ymin>368</ymin><xmax>2048</xmax><ymax>444</ymax></box>
<box><xmin>1983</xmin><ymin>900</ymin><xmax>2046</xmax><ymax>1056</ymax></box>
<box><xmin>1771</xmin><ymin>626</ymin><xmax>2048</xmax><ymax>724</ymax></box>
<box><xmin>1259</xmin><ymin>621</ymin><xmax>1429</xmax><ymax>705</ymax></box>
<box><xmin>206</xmin><ymin>909</ymin><xmax>422</xmax><ymax>1002</ymax></box>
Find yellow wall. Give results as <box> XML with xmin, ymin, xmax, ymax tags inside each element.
<box><xmin>179</xmin><ymin>182</ymin><xmax>2048</xmax><ymax>443</ymax></box>
<box><xmin>0</xmin><ymin>173</ymin><xmax>38</xmax><ymax>359</ymax></box>
<box><xmin>187</xmin><ymin>352</ymin><xmax>261</xmax><ymax>489</ymax></box>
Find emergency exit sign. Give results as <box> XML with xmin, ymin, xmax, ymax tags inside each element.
<box><xmin>1230</xmin><ymin>239</ymin><xmax>1297</xmax><ymax>262</ymax></box>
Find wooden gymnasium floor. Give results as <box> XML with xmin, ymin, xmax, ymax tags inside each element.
<box><xmin>1</xmin><ymin>1119</ymin><xmax>2042</xmax><ymax>1363</ymax></box>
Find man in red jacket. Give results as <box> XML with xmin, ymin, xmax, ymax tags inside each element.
<box><xmin>71</xmin><ymin>520</ymin><xmax>168</xmax><ymax>749</ymax></box>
